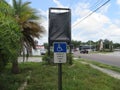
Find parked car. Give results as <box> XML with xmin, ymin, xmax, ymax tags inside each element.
<box><xmin>74</xmin><ymin>48</ymin><xmax>78</xmax><ymax>52</ymax></box>
<box><xmin>40</xmin><ymin>49</ymin><xmax>46</xmax><ymax>55</ymax></box>
<box><xmin>80</xmin><ymin>49</ymin><xmax>88</xmax><ymax>54</ymax></box>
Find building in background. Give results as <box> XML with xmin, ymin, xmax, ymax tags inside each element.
<box><xmin>32</xmin><ymin>45</ymin><xmax>46</xmax><ymax>55</ymax></box>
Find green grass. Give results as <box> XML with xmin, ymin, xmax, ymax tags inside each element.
<box><xmin>1</xmin><ymin>61</ymin><xmax>120</xmax><ymax>90</ymax></box>
<box><xmin>78</xmin><ymin>58</ymin><xmax>120</xmax><ymax>73</ymax></box>
<box><xmin>25</xmin><ymin>62</ymin><xmax>120</xmax><ymax>90</ymax></box>
<box><xmin>0</xmin><ymin>63</ymin><xmax>30</xmax><ymax>90</ymax></box>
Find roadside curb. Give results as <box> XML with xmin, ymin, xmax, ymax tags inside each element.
<box><xmin>80</xmin><ymin>61</ymin><xmax>120</xmax><ymax>79</ymax></box>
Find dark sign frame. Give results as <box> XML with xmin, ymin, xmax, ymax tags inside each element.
<box><xmin>49</xmin><ymin>8</ymin><xmax>71</xmax><ymax>46</ymax></box>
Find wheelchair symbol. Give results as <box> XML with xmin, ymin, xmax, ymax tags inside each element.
<box><xmin>57</xmin><ymin>44</ymin><xmax>63</xmax><ymax>52</ymax></box>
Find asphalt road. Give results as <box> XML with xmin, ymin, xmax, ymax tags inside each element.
<box><xmin>74</xmin><ymin>51</ymin><xmax>120</xmax><ymax>67</ymax></box>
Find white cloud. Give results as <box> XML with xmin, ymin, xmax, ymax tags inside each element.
<box><xmin>53</xmin><ymin>0</ymin><xmax>64</xmax><ymax>8</ymax></box>
<box><xmin>117</xmin><ymin>0</ymin><xmax>120</xmax><ymax>5</ymax></box>
<box><xmin>72</xmin><ymin>1</ymin><xmax>120</xmax><ymax>43</ymax></box>
<box><xmin>74</xmin><ymin>3</ymin><xmax>90</xmax><ymax>17</ymax></box>
<box><xmin>72</xmin><ymin>12</ymin><xmax>110</xmax><ymax>32</ymax></box>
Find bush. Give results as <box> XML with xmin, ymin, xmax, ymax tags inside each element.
<box><xmin>67</xmin><ymin>53</ymin><xmax>73</xmax><ymax>65</ymax></box>
<box><xmin>42</xmin><ymin>51</ymin><xmax>54</xmax><ymax>64</ymax></box>
<box><xmin>0</xmin><ymin>53</ymin><xmax>8</xmax><ymax>72</ymax></box>
<box><xmin>42</xmin><ymin>51</ymin><xmax>73</xmax><ymax>65</ymax></box>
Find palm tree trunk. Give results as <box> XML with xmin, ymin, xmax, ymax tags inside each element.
<box><xmin>11</xmin><ymin>59</ymin><xmax>20</xmax><ymax>74</ymax></box>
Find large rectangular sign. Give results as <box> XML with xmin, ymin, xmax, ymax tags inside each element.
<box><xmin>49</xmin><ymin>8</ymin><xmax>71</xmax><ymax>46</ymax></box>
<box><xmin>54</xmin><ymin>42</ymin><xmax>67</xmax><ymax>63</ymax></box>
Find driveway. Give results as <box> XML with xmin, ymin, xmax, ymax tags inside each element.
<box><xmin>18</xmin><ymin>57</ymin><xmax>42</xmax><ymax>63</ymax></box>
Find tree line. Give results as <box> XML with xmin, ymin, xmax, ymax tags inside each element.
<box><xmin>71</xmin><ymin>39</ymin><xmax>120</xmax><ymax>52</ymax></box>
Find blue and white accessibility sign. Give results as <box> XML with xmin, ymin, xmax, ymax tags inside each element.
<box><xmin>54</xmin><ymin>42</ymin><xmax>67</xmax><ymax>52</ymax></box>
<box><xmin>54</xmin><ymin>42</ymin><xmax>67</xmax><ymax>63</ymax></box>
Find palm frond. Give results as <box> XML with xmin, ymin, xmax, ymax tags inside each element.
<box><xmin>12</xmin><ymin>0</ymin><xmax>18</xmax><ymax>13</ymax></box>
<box><xmin>7</xmin><ymin>0</ymin><xmax>46</xmax><ymax>57</ymax></box>
<box><xmin>22</xmin><ymin>21</ymin><xmax>45</xmax><ymax>37</ymax></box>
<box><xmin>21</xmin><ymin>1</ymin><xmax>31</xmax><ymax>8</ymax></box>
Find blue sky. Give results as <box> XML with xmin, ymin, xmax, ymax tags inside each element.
<box><xmin>6</xmin><ymin>0</ymin><xmax>120</xmax><ymax>44</ymax></box>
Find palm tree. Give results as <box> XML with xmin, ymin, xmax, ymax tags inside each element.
<box><xmin>8</xmin><ymin>0</ymin><xmax>45</xmax><ymax>73</ymax></box>
<box><xmin>12</xmin><ymin>0</ymin><xmax>44</xmax><ymax>52</ymax></box>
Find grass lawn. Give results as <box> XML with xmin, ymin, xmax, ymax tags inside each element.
<box><xmin>0</xmin><ymin>63</ymin><xmax>29</xmax><ymax>90</ymax></box>
<box><xmin>0</xmin><ymin>60</ymin><xmax>120</xmax><ymax>90</ymax></box>
<box><xmin>25</xmin><ymin>61</ymin><xmax>120</xmax><ymax>90</ymax></box>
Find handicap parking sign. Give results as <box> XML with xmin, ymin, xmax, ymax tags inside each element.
<box><xmin>54</xmin><ymin>42</ymin><xmax>67</xmax><ymax>63</ymax></box>
<box><xmin>54</xmin><ymin>42</ymin><xmax>67</xmax><ymax>52</ymax></box>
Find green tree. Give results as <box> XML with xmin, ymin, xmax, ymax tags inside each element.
<box><xmin>71</xmin><ymin>40</ymin><xmax>81</xmax><ymax>49</ymax></box>
<box><xmin>104</xmin><ymin>39</ymin><xmax>110</xmax><ymax>49</ymax></box>
<box><xmin>109</xmin><ymin>41</ymin><xmax>113</xmax><ymax>52</ymax></box>
<box><xmin>7</xmin><ymin>0</ymin><xmax>45</xmax><ymax>73</ymax></box>
<box><xmin>113</xmin><ymin>43</ymin><xmax>120</xmax><ymax>49</ymax></box>
<box><xmin>0</xmin><ymin>0</ymin><xmax>22</xmax><ymax>72</ymax></box>
<box><xmin>44</xmin><ymin>43</ymin><xmax>48</xmax><ymax>49</ymax></box>
<box><xmin>103</xmin><ymin>39</ymin><xmax>113</xmax><ymax>52</ymax></box>
<box><xmin>86</xmin><ymin>40</ymin><xmax>96</xmax><ymax>46</ymax></box>
<box><xmin>11</xmin><ymin>0</ymin><xmax>45</xmax><ymax>56</ymax></box>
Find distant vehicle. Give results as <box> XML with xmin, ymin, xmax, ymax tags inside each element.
<box><xmin>74</xmin><ymin>48</ymin><xmax>78</xmax><ymax>52</ymax></box>
<box><xmin>40</xmin><ymin>49</ymin><xmax>46</xmax><ymax>55</ymax></box>
<box><xmin>67</xmin><ymin>49</ymin><xmax>74</xmax><ymax>54</ymax></box>
<box><xmin>80</xmin><ymin>49</ymin><xmax>88</xmax><ymax>54</ymax></box>
<box><xmin>79</xmin><ymin>45</ymin><xmax>96</xmax><ymax>54</ymax></box>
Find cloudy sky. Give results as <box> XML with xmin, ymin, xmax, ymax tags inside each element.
<box><xmin>7</xmin><ymin>0</ymin><xmax>120</xmax><ymax>44</ymax></box>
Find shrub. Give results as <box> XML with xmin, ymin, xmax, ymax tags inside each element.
<box><xmin>67</xmin><ymin>53</ymin><xmax>73</xmax><ymax>65</ymax></box>
<box><xmin>42</xmin><ymin>51</ymin><xmax>54</xmax><ymax>64</ymax></box>
<box><xmin>42</xmin><ymin>51</ymin><xmax>73</xmax><ymax>65</ymax></box>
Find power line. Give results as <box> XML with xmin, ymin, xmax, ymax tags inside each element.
<box><xmin>73</xmin><ymin>0</ymin><xmax>110</xmax><ymax>28</ymax></box>
<box><xmin>89</xmin><ymin>0</ymin><xmax>103</xmax><ymax>10</ymax></box>
<box><xmin>84</xmin><ymin>0</ymin><xmax>105</xmax><ymax>19</ymax></box>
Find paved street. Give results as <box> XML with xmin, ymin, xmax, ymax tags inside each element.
<box><xmin>74</xmin><ymin>51</ymin><xmax>120</xmax><ymax>67</ymax></box>
<box><xmin>17</xmin><ymin>51</ymin><xmax>120</xmax><ymax>67</ymax></box>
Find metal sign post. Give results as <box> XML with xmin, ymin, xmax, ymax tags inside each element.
<box><xmin>58</xmin><ymin>63</ymin><xmax>62</xmax><ymax>90</ymax></box>
<box><xmin>54</xmin><ymin>42</ymin><xmax>67</xmax><ymax>90</ymax></box>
